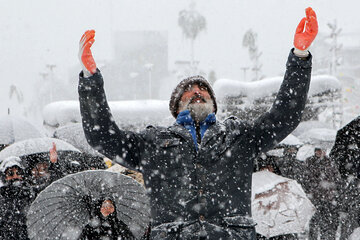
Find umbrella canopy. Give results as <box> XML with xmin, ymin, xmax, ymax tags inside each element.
<box><xmin>0</xmin><ymin>137</ymin><xmax>81</xmax><ymax>163</ymax></box>
<box><xmin>278</xmin><ymin>134</ymin><xmax>303</xmax><ymax>148</ymax></box>
<box><xmin>330</xmin><ymin>116</ymin><xmax>360</xmax><ymax>178</ymax></box>
<box><xmin>291</xmin><ymin>120</ymin><xmax>333</xmax><ymax>137</ymax></box>
<box><xmin>296</xmin><ymin>144</ymin><xmax>316</xmax><ymax>161</ymax></box>
<box><xmin>0</xmin><ymin>115</ymin><xmax>43</xmax><ymax>145</ymax></box>
<box><xmin>27</xmin><ymin>170</ymin><xmax>150</xmax><ymax>240</ymax></box>
<box><xmin>251</xmin><ymin>170</ymin><xmax>315</xmax><ymax>238</ymax></box>
<box><xmin>53</xmin><ymin>123</ymin><xmax>104</xmax><ymax>157</ymax></box>
<box><xmin>298</xmin><ymin>128</ymin><xmax>336</xmax><ymax>145</ymax></box>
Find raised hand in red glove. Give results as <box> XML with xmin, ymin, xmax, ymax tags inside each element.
<box><xmin>79</xmin><ymin>30</ymin><xmax>97</xmax><ymax>77</ymax></box>
<box><xmin>294</xmin><ymin>7</ymin><xmax>318</xmax><ymax>51</ymax></box>
<box><xmin>49</xmin><ymin>142</ymin><xmax>58</xmax><ymax>164</ymax></box>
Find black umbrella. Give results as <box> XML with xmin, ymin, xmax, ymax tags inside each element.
<box><xmin>0</xmin><ymin>137</ymin><xmax>86</xmax><ymax>187</ymax></box>
<box><xmin>27</xmin><ymin>170</ymin><xmax>150</xmax><ymax>239</ymax></box>
<box><xmin>330</xmin><ymin>116</ymin><xmax>360</xmax><ymax>179</ymax></box>
<box><xmin>53</xmin><ymin>125</ymin><xmax>108</xmax><ymax>170</ymax></box>
<box><xmin>53</xmin><ymin>123</ymin><xmax>104</xmax><ymax>157</ymax></box>
<box><xmin>0</xmin><ymin>137</ymin><xmax>81</xmax><ymax>162</ymax></box>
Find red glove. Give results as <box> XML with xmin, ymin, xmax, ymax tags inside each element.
<box><xmin>49</xmin><ymin>142</ymin><xmax>58</xmax><ymax>164</ymax></box>
<box><xmin>79</xmin><ymin>30</ymin><xmax>97</xmax><ymax>77</ymax></box>
<box><xmin>294</xmin><ymin>7</ymin><xmax>318</xmax><ymax>51</ymax></box>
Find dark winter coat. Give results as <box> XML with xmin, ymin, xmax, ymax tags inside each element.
<box><xmin>78</xmin><ymin>49</ymin><xmax>312</xmax><ymax>239</ymax></box>
<box><xmin>79</xmin><ymin>215</ymin><xmax>134</xmax><ymax>240</ymax></box>
<box><xmin>276</xmin><ymin>153</ymin><xmax>306</xmax><ymax>184</ymax></box>
<box><xmin>303</xmin><ymin>155</ymin><xmax>341</xmax><ymax>207</ymax></box>
<box><xmin>339</xmin><ymin>178</ymin><xmax>360</xmax><ymax>239</ymax></box>
<box><xmin>330</xmin><ymin>116</ymin><xmax>360</xmax><ymax>179</ymax></box>
<box><xmin>0</xmin><ymin>183</ymin><xmax>33</xmax><ymax>240</ymax></box>
<box><xmin>79</xmin><ymin>197</ymin><xmax>135</xmax><ymax>240</ymax></box>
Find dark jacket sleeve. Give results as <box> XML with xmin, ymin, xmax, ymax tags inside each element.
<box><xmin>78</xmin><ymin>70</ymin><xmax>144</xmax><ymax>170</ymax></box>
<box><xmin>249</xmin><ymin>49</ymin><xmax>312</xmax><ymax>154</ymax></box>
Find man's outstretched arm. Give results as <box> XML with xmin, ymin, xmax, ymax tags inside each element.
<box><xmin>78</xmin><ymin>30</ymin><xmax>144</xmax><ymax>170</ymax></box>
<box><xmin>250</xmin><ymin>7</ymin><xmax>318</xmax><ymax>154</ymax></box>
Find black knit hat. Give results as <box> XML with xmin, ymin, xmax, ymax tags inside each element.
<box><xmin>169</xmin><ymin>75</ymin><xmax>217</xmax><ymax>118</ymax></box>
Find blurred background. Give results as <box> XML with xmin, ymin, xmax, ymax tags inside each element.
<box><xmin>1</xmin><ymin>0</ymin><xmax>360</xmax><ymax>130</ymax></box>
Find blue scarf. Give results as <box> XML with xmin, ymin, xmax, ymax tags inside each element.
<box><xmin>176</xmin><ymin>110</ymin><xmax>216</xmax><ymax>150</ymax></box>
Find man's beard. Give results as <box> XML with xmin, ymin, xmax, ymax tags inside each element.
<box><xmin>178</xmin><ymin>95</ymin><xmax>214</xmax><ymax>122</ymax></box>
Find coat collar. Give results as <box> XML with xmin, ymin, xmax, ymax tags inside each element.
<box><xmin>200</xmin><ymin>121</ymin><xmax>226</xmax><ymax>147</ymax></box>
<box><xmin>168</xmin><ymin>115</ymin><xmax>225</xmax><ymax>150</ymax></box>
<box><xmin>168</xmin><ymin>123</ymin><xmax>194</xmax><ymax>147</ymax></box>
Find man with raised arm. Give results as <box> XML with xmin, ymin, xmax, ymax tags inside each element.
<box><xmin>78</xmin><ymin>7</ymin><xmax>318</xmax><ymax>239</ymax></box>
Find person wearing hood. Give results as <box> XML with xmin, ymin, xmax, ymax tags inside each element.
<box><xmin>80</xmin><ymin>198</ymin><xmax>134</xmax><ymax>240</ymax></box>
<box><xmin>78</xmin><ymin>7</ymin><xmax>318</xmax><ymax>239</ymax></box>
<box><xmin>275</xmin><ymin>145</ymin><xmax>306</xmax><ymax>184</ymax></box>
<box><xmin>0</xmin><ymin>156</ymin><xmax>32</xmax><ymax>240</ymax></box>
<box><xmin>27</xmin><ymin>142</ymin><xmax>66</xmax><ymax>193</ymax></box>
<box><xmin>303</xmin><ymin>147</ymin><xmax>341</xmax><ymax>240</ymax></box>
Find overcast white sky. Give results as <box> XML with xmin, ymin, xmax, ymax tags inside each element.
<box><xmin>1</xmin><ymin>0</ymin><xmax>360</xmax><ymax>119</ymax></box>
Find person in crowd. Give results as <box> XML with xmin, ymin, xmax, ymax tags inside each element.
<box><xmin>303</xmin><ymin>147</ymin><xmax>341</xmax><ymax>240</ymax></box>
<box><xmin>254</xmin><ymin>153</ymin><xmax>282</xmax><ymax>175</ymax></box>
<box><xmin>329</xmin><ymin>114</ymin><xmax>360</xmax><ymax>239</ymax></box>
<box><xmin>254</xmin><ymin>153</ymin><xmax>300</xmax><ymax>240</ymax></box>
<box><xmin>78</xmin><ymin>7</ymin><xmax>318</xmax><ymax>239</ymax></box>
<box><xmin>0</xmin><ymin>156</ymin><xmax>32</xmax><ymax>240</ymax></box>
<box><xmin>27</xmin><ymin>142</ymin><xmax>66</xmax><ymax>192</ymax></box>
<box><xmin>80</xmin><ymin>198</ymin><xmax>134</xmax><ymax>239</ymax></box>
<box><xmin>275</xmin><ymin>145</ymin><xmax>306</xmax><ymax>184</ymax></box>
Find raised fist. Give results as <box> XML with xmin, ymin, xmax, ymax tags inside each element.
<box><xmin>79</xmin><ymin>30</ymin><xmax>97</xmax><ymax>77</ymax></box>
<box><xmin>294</xmin><ymin>7</ymin><xmax>318</xmax><ymax>51</ymax></box>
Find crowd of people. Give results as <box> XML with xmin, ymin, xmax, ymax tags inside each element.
<box><xmin>254</xmin><ymin>141</ymin><xmax>360</xmax><ymax>240</ymax></box>
<box><xmin>0</xmin><ymin>142</ymin><xmax>131</xmax><ymax>239</ymax></box>
<box><xmin>1</xmin><ymin>5</ymin><xmax>359</xmax><ymax>240</ymax></box>
<box><xmin>1</xmin><ymin>124</ymin><xmax>359</xmax><ymax>239</ymax></box>
<box><xmin>0</xmin><ymin>143</ymin><xmax>66</xmax><ymax>239</ymax></box>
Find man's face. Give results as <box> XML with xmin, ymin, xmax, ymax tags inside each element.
<box><xmin>178</xmin><ymin>84</ymin><xmax>214</xmax><ymax>121</ymax></box>
<box><xmin>179</xmin><ymin>84</ymin><xmax>212</xmax><ymax>106</ymax></box>
<box><xmin>5</xmin><ymin>167</ymin><xmax>23</xmax><ymax>182</ymax></box>
<box><xmin>31</xmin><ymin>162</ymin><xmax>50</xmax><ymax>179</ymax></box>
<box><xmin>100</xmin><ymin>199</ymin><xmax>115</xmax><ymax>218</ymax></box>
<box><xmin>314</xmin><ymin>149</ymin><xmax>325</xmax><ymax>158</ymax></box>
<box><xmin>285</xmin><ymin>147</ymin><xmax>298</xmax><ymax>156</ymax></box>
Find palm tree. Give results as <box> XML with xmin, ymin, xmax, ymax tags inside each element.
<box><xmin>178</xmin><ymin>2</ymin><xmax>206</xmax><ymax>72</ymax></box>
<box><xmin>243</xmin><ymin>29</ymin><xmax>263</xmax><ymax>81</ymax></box>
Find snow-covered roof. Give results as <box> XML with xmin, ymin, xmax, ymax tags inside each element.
<box><xmin>213</xmin><ymin>75</ymin><xmax>341</xmax><ymax>101</ymax></box>
<box><xmin>43</xmin><ymin>100</ymin><xmax>173</xmax><ymax>129</ymax></box>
